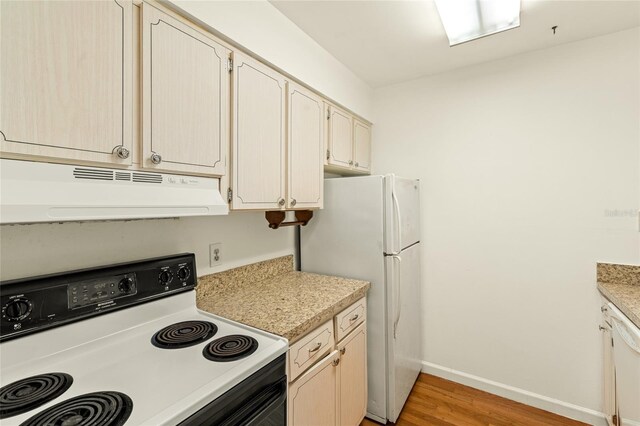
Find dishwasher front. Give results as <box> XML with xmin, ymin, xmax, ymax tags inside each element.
<box><xmin>609</xmin><ymin>303</ymin><xmax>640</xmax><ymax>426</ymax></box>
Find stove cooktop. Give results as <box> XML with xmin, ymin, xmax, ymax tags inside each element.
<box><xmin>0</xmin><ymin>373</ymin><xmax>73</xmax><ymax>419</ymax></box>
<box><xmin>0</xmin><ymin>292</ymin><xmax>287</xmax><ymax>425</ymax></box>
<box><xmin>19</xmin><ymin>391</ymin><xmax>133</xmax><ymax>426</ymax></box>
<box><xmin>151</xmin><ymin>320</ymin><xmax>218</xmax><ymax>349</ymax></box>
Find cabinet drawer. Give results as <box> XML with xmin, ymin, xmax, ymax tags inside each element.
<box><xmin>335</xmin><ymin>298</ymin><xmax>366</xmax><ymax>342</ymax></box>
<box><xmin>288</xmin><ymin>319</ymin><xmax>334</xmax><ymax>382</ymax></box>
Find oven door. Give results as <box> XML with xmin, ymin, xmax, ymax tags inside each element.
<box><xmin>179</xmin><ymin>354</ymin><xmax>287</xmax><ymax>426</ymax></box>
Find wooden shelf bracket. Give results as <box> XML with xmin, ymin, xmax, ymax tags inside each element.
<box><xmin>265</xmin><ymin>210</ymin><xmax>313</xmax><ymax>230</ymax></box>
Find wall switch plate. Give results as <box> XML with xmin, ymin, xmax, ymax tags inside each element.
<box><xmin>209</xmin><ymin>243</ymin><xmax>222</xmax><ymax>267</ymax></box>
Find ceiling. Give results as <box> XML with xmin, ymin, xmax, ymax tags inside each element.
<box><xmin>270</xmin><ymin>0</ymin><xmax>640</xmax><ymax>88</ymax></box>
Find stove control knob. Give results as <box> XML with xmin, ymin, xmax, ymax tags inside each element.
<box><xmin>177</xmin><ymin>266</ymin><xmax>190</xmax><ymax>281</ymax></box>
<box><xmin>118</xmin><ymin>278</ymin><xmax>134</xmax><ymax>294</ymax></box>
<box><xmin>159</xmin><ymin>270</ymin><xmax>173</xmax><ymax>285</ymax></box>
<box><xmin>4</xmin><ymin>298</ymin><xmax>32</xmax><ymax>321</ymax></box>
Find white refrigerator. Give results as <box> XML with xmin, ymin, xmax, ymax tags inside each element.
<box><xmin>300</xmin><ymin>174</ymin><xmax>422</xmax><ymax>423</ymax></box>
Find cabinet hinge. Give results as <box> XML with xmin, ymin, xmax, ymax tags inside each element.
<box><xmin>326</xmin><ymin>149</ymin><xmax>330</xmax><ymax>160</ymax></box>
<box><xmin>227</xmin><ymin>188</ymin><xmax>232</xmax><ymax>203</ymax></box>
<box><xmin>227</xmin><ymin>58</ymin><xmax>233</xmax><ymax>73</ymax></box>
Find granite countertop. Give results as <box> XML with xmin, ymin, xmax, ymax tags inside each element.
<box><xmin>597</xmin><ymin>263</ymin><xmax>640</xmax><ymax>328</ymax></box>
<box><xmin>196</xmin><ymin>256</ymin><xmax>370</xmax><ymax>343</ymax></box>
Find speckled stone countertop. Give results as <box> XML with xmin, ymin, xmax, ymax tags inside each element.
<box><xmin>196</xmin><ymin>255</ymin><xmax>370</xmax><ymax>343</ymax></box>
<box><xmin>597</xmin><ymin>263</ymin><xmax>640</xmax><ymax>328</ymax></box>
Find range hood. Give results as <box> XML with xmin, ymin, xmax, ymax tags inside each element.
<box><xmin>0</xmin><ymin>159</ymin><xmax>228</xmax><ymax>224</ymax></box>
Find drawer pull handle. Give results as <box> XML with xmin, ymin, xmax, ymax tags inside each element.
<box><xmin>349</xmin><ymin>314</ymin><xmax>359</xmax><ymax>322</ymax></box>
<box><xmin>308</xmin><ymin>342</ymin><xmax>322</xmax><ymax>353</ymax></box>
<box><xmin>340</xmin><ymin>348</ymin><xmax>346</xmax><ymax>355</ymax></box>
<box><xmin>332</xmin><ymin>358</ymin><xmax>340</xmax><ymax>367</ymax></box>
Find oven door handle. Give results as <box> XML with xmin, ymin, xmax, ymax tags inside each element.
<box><xmin>219</xmin><ymin>378</ymin><xmax>287</xmax><ymax>426</ymax></box>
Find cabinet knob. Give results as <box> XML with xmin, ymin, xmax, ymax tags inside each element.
<box><xmin>348</xmin><ymin>160</ymin><xmax>354</xmax><ymax>166</ymax></box>
<box><xmin>291</xmin><ymin>199</ymin><xmax>297</xmax><ymax>207</ymax></box>
<box><xmin>340</xmin><ymin>347</ymin><xmax>346</xmax><ymax>355</ymax></box>
<box><xmin>277</xmin><ymin>198</ymin><xmax>285</xmax><ymax>207</ymax></box>
<box><xmin>113</xmin><ymin>146</ymin><xmax>130</xmax><ymax>159</ymax></box>
<box><xmin>599</xmin><ymin>325</ymin><xmax>607</xmax><ymax>332</ymax></box>
<box><xmin>150</xmin><ymin>152</ymin><xmax>162</xmax><ymax>164</ymax></box>
<box><xmin>355</xmin><ymin>162</ymin><xmax>359</xmax><ymax>167</ymax></box>
<box><xmin>332</xmin><ymin>358</ymin><xmax>340</xmax><ymax>367</ymax></box>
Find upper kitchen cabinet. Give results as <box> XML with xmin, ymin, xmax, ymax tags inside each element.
<box><xmin>287</xmin><ymin>82</ymin><xmax>324</xmax><ymax>210</ymax></box>
<box><xmin>231</xmin><ymin>52</ymin><xmax>287</xmax><ymax>210</ymax></box>
<box><xmin>326</xmin><ymin>103</ymin><xmax>372</xmax><ymax>175</ymax></box>
<box><xmin>353</xmin><ymin>119</ymin><xmax>371</xmax><ymax>173</ymax></box>
<box><xmin>327</xmin><ymin>104</ymin><xmax>353</xmax><ymax>169</ymax></box>
<box><xmin>141</xmin><ymin>2</ymin><xmax>230</xmax><ymax>176</ymax></box>
<box><xmin>0</xmin><ymin>0</ymin><xmax>133</xmax><ymax>166</ymax></box>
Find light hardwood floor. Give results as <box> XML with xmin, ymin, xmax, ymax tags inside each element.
<box><xmin>360</xmin><ymin>373</ymin><xmax>589</xmax><ymax>426</ymax></box>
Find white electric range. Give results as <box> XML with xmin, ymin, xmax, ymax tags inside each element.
<box><xmin>0</xmin><ymin>254</ymin><xmax>288</xmax><ymax>426</ymax></box>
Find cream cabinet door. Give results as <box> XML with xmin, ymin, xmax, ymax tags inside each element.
<box><xmin>287</xmin><ymin>82</ymin><xmax>323</xmax><ymax>210</ymax></box>
<box><xmin>327</xmin><ymin>105</ymin><xmax>353</xmax><ymax>168</ymax></box>
<box><xmin>288</xmin><ymin>350</ymin><xmax>339</xmax><ymax>426</ymax></box>
<box><xmin>0</xmin><ymin>0</ymin><xmax>133</xmax><ymax>166</ymax></box>
<box><xmin>142</xmin><ymin>2</ymin><xmax>229</xmax><ymax>176</ymax></box>
<box><xmin>353</xmin><ymin>120</ymin><xmax>371</xmax><ymax>173</ymax></box>
<box><xmin>231</xmin><ymin>52</ymin><xmax>286</xmax><ymax>210</ymax></box>
<box><xmin>338</xmin><ymin>323</ymin><xmax>367</xmax><ymax>426</ymax></box>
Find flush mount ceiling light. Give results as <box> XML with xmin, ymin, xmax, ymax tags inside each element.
<box><xmin>434</xmin><ymin>0</ymin><xmax>521</xmax><ymax>46</ymax></box>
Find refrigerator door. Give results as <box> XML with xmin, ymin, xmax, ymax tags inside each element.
<box><xmin>300</xmin><ymin>176</ymin><xmax>389</xmax><ymax>421</ymax></box>
<box><xmin>385</xmin><ymin>242</ymin><xmax>422</xmax><ymax>422</ymax></box>
<box><xmin>385</xmin><ymin>175</ymin><xmax>421</xmax><ymax>254</ymax></box>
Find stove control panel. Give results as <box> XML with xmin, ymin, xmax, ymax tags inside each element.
<box><xmin>67</xmin><ymin>273</ymin><xmax>137</xmax><ymax>309</ymax></box>
<box><xmin>0</xmin><ymin>253</ymin><xmax>197</xmax><ymax>342</ymax></box>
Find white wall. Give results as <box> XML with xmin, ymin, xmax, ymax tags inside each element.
<box><xmin>372</xmin><ymin>27</ymin><xmax>640</xmax><ymax>421</ymax></box>
<box><xmin>168</xmin><ymin>0</ymin><xmax>373</xmax><ymax>120</ymax></box>
<box><xmin>0</xmin><ymin>213</ymin><xmax>294</xmax><ymax>281</ymax></box>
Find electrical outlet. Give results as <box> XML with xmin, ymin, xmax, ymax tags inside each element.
<box><xmin>209</xmin><ymin>243</ymin><xmax>222</xmax><ymax>267</ymax></box>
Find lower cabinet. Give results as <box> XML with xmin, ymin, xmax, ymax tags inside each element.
<box><xmin>337</xmin><ymin>323</ymin><xmax>367</xmax><ymax>426</ymax></box>
<box><xmin>602</xmin><ymin>305</ymin><xmax>616</xmax><ymax>426</ymax></box>
<box><xmin>287</xmin><ymin>299</ymin><xmax>368</xmax><ymax>426</ymax></box>
<box><xmin>288</xmin><ymin>350</ymin><xmax>340</xmax><ymax>426</ymax></box>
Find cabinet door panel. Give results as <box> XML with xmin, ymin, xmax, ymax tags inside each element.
<box><xmin>142</xmin><ymin>2</ymin><xmax>229</xmax><ymax>175</ymax></box>
<box><xmin>328</xmin><ymin>106</ymin><xmax>353</xmax><ymax>168</ymax></box>
<box><xmin>338</xmin><ymin>323</ymin><xmax>367</xmax><ymax>426</ymax></box>
<box><xmin>353</xmin><ymin>120</ymin><xmax>371</xmax><ymax>172</ymax></box>
<box><xmin>231</xmin><ymin>52</ymin><xmax>286</xmax><ymax>210</ymax></box>
<box><xmin>288</xmin><ymin>82</ymin><xmax>323</xmax><ymax>209</ymax></box>
<box><xmin>289</xmin><ymin>350</ymin><xmax>339</xmax><ymax>426</ymax></box>
<box><xmin>0</xmin><ymin>0</ymin><xmax>132</xmax><ymax>165</ymax></box>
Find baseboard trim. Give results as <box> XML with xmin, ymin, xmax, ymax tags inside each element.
<box><xmin>421</xmin><ymin>361</ymin><xmax>607</xmax><ymax>426</ymax></box>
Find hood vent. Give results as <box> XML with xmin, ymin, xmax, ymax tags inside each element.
<box><xmin>73</xmin><ymin>167</ymin><xmax>162</xmax><ymax>184</ymax></box>
<box><xmin>1</xmin><ymin>159</ymin><xmax>228</xmax><ymax>224</ymax></box>
<box><xmin>115</xmin><ymin>172</ymin><xmax>131</xmax><ymax>181</ymax></box>
<box><xmin>132</xmin><ymin>172</ymin><xmax>162</xmax><ymax>184</ymax></box>
<box><xmin>73</xmin><ymin>167</ymin><xmax>114</xmax><ymax>181</ymax></box>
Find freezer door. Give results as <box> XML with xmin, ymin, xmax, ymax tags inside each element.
<box><xmin>385</xmin><ymin>175</ymin><xmax>421</xmax><ymax>254</ymax></box>
<box><xmin>385</xmin><ymin>242</ymin><xmax>422</xmax><ymax>422</ymax></box>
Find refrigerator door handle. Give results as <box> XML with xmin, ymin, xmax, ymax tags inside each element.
<box><xmin>391</xmin><ymin>188</ymin><xmax>402</xmax><ymax>255</ymax></box>
<box><xmin>391</xmin><ymin>254</ymin><xmax>402</xmax><ymax>339</ymax></box>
